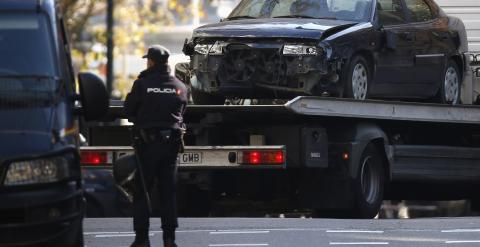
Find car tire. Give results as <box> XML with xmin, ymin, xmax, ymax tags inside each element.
<box><xmin>351</xmin><ymin>144</ymin><xmax>385</xmax><ymax>219</ymax></box>
<box><xmin>191</xmin><ymin>87</ymin><xmax>225</xmax><ymax>105</ymax></box>
<box><xmin>437</xmin><ymin>60</ymin><xmax>461</xmax><ymax>105</ymax></box>
<box><xmin>344</xmin><ymin>56</ymin><xmax>371</xmax><ymax>100</ymax></box>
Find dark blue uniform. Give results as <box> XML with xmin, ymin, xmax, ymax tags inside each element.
<box><xmin>124</xmin><ymin>64</ymin><xmax>187</xmax><ymax>244</ymax></box>
<box><xmin>125</xmin><ymin>65</ymin><xmax>187</xmax><ymax>129</ymax></box>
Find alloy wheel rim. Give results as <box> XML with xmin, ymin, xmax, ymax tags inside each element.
<box><xmin>444</xmin><ymin>67</ymin><xmax>459</xmax><ymax>104</ymax></box>
<box><xmin>360</xmin><ymin>156</ymin><xmax>380</xmax><ymax>204</ymax></box>
<box><xmin>352</xmin><ymin>63</ymin><xmax>368</xmax><ymax>100</ymax></box>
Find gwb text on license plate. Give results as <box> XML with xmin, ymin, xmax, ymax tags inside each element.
<box><xmin>180</xmin><ymin>152</ymin><xmax>202</xmax><ymax>164</ymax></box>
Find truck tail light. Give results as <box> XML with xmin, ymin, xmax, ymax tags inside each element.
<box><xmin>241</xmin><ymin>150</ymin><xmax>285</xmax><ymax>165</ymax></box>
<box><xmin>80</xmin><ymin>151</ymin><xmax>108</xmax><ymax>166</ymax></box>
<box><xmin>342</xmin><ymin>152</ymin><xmax>350</xmax><ymax>161</ymax></box>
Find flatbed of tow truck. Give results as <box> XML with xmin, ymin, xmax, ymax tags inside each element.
<box><xmin>105</xmin><ymin>96</ymin><xmax>480</xmax><ymax>124</ymax></box>
<box><xmin>82</xmin><ymin>96</ymin><xmax>480</xmax><ymax>218</ymax></box>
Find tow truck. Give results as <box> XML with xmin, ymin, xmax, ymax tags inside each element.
<box><xmin>81</xmin><ymin>62</ymin><xmax>480</xmax><ymax>218</ymax></box>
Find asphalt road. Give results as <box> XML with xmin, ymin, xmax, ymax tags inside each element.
<box><xmin>84</xmin><ymin>217</ymin><xmax>480</xmax><ymax>247</ymax></box>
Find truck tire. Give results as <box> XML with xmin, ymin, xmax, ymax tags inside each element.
<box><xmin>436</xmin><ymin>60</ymin><xmax>461</xmax><ymax>105</ymax></box>
<box><xmin>344</xmin><ymin>55</ymin><xmax>371</xmax><ymax>100</ymax></box>
<box><xmin>191</xmin><ymin>87</ymin><xmax>225</xmax><ymax>105</ymax></box>
<box><xmin>352</xmin><ymin>144</ymin><xmax>385</xmax><ymax>218</ymax></box>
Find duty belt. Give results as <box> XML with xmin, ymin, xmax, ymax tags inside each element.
<box><xmin>138</xmin><ymin>128</ymin><xmax>176</xmax><ymax>144</ymax></box>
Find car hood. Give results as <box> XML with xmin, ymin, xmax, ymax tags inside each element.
<box><xmin>0</xmin><ymin>107</ymin><xmax>55</xmax><ymax>160</ymax></box>
<box><xmin>193</xmin><ymin>18</ymin><xmax>359</xmax><ymax>40</ymax></box>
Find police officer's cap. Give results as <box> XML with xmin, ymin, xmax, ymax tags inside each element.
<box><xmin>142</xmin><ymin>45</ymin><xmax>170</xmax><ymax>63</ymax></box>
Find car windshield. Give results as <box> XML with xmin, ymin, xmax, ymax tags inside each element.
<box><xmin>228</xmin><ymin>0</ymin><xmax>373</xmax><ymax>22</ymax></box>
<box><xmin>0</xmin><ymin>13</ymin><xmax>59</xmax><ymax>108</ymax></box>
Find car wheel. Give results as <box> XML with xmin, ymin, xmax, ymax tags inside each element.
<box><xmin>191</xmin><ymin>87</ymin><xmax>225</xmax><ymax>105</ymax></box>
<box><xmin>351</xmin><ymin>144</ymin><xmax>385</xmax><ymax>219</ymax></box>
<box><xmin>437</xmin><ymin>60</ymin><xmax>461</xmax><ymax>105</ymax></box>
<box><xmin>345</xmin><ymin>56</ymin><xmax>371</xmax><ymax>100</ymax></box>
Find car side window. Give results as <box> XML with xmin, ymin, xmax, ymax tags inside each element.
<box><xmin>377</xmin><ymin>0</ymin><xmax>406</xmax><ymax>26</ymax></box>
<box><xmin>404</xmin><ymin>0</ymin><xmax>433</xmax><ymax>22</ymax></box>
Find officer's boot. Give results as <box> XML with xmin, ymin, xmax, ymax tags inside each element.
<box><xmin>130</xmin><ymin>231</ymin><xmax>150</xmax><ymax>247</ymax></box>
<box><xmin>163</xmin><ymin>228</ymin><xmax>177</xmax><ymax>247</ymax></box>
<box><xmin>164</xmin><ymin>238</ymin><xmax>177</xmax><ymax>247</ymax></box>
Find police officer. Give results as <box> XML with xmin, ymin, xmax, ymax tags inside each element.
<box><xmin>124</xmin><ymin>45</ymin><xmax>188</xmax><ymax>247</ymax></box>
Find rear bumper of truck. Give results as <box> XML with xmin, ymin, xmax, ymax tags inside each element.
<box><xmin>80</xmin><ymin>145</ymin><xmax>287</xmax><ymax>170</ymax></box>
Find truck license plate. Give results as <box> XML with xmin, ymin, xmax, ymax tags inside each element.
<box><xmin>180</xmin><ymin>152</ymin><xmax>202</xmax><ymax>164</ymax></box>
<box><xmin>116</xmin><ymin>151</ymin><xmax>203</xmax><ymax>165</ymax></box>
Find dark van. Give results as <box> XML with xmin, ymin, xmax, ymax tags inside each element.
<box><xmin>0</xmin><ymin>0</ymin><xmax>108</xmax><ymax>246</ymax></box>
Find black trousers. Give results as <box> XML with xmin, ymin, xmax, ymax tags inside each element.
<box><xmin>133</xmin><ymin>134</ymin><xmax>180</xmax><ymax>237</ymax></box>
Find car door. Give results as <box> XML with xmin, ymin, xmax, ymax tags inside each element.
<box><xmin>404</xmin><ymin>0</ymin><xmax>444</xmax><ymax>95</ymax></box>
<box><xmin>372</xmin><ymin>0</ymin><xmax>416</xmax><ymax>97</ymax></box>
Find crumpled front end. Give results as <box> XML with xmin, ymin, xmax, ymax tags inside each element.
<box><xmin>190</xmin><ymin>41</ymin><xmax>341</xmax><ymax>98</ymax></box>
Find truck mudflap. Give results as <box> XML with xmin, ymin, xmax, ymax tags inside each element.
<box><xmin>80</xmin><ymin>145</ymin><xmax>286</xmax><ymax>170</ymax></box>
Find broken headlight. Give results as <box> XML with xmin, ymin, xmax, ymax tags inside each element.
<box><xmin>194</xmin><ymin>44</ymin><xmax>210</xmax><ymax>55</ymax></box>
<box><xmin>283</xmin><ymin>44</ymin><xmax>318</xmax><ymax>56</ymax></box>
<box><xmin>194</xmin><ymin>41</ymin><xmax>227</xmax><ymax>55</ymax></box>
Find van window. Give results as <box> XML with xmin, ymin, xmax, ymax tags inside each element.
<box><xmin>0</xmin><ymin>13</ymin><xmax>57</xmax><ymax>76</ymax></box>
<box><xmin>0</xmin><ymin>13</ymin><xmax>59</xmax><ymax>107</ymax></box>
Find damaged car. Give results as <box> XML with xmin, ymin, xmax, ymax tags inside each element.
<box><xmin>179</xmin><ymin>0</ymin><xmax>468</xmax><ymax>105</ymax></box>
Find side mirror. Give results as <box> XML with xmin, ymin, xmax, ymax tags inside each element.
<box><xmin>385</xmin><ymin>30</ymin><xmax>397</xmax><ymax>50</ymax></box>
<box><xmin>78</xmin><ymin>72</ymin><xmax>109</xmax><ymax>121</ymax></box>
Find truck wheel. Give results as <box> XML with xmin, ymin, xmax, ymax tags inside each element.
<box><xmin>352</xmin><ymin>144</ymin><xmax>385</xmax><ymax>218</ymax></box>
<box><xmin>436</xmin><ymin>60</ymin><xmax>461</xmax><ymax>105</ymax></box>
<box><xmin>191</xmin><ymin>87</ymin><xmax>225</xmax><ymax>105</ymax></box>
<box><xmin>344</xmin><ymin>56</ymin><xmax>371</xmax><ymax>100</ymax></box>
